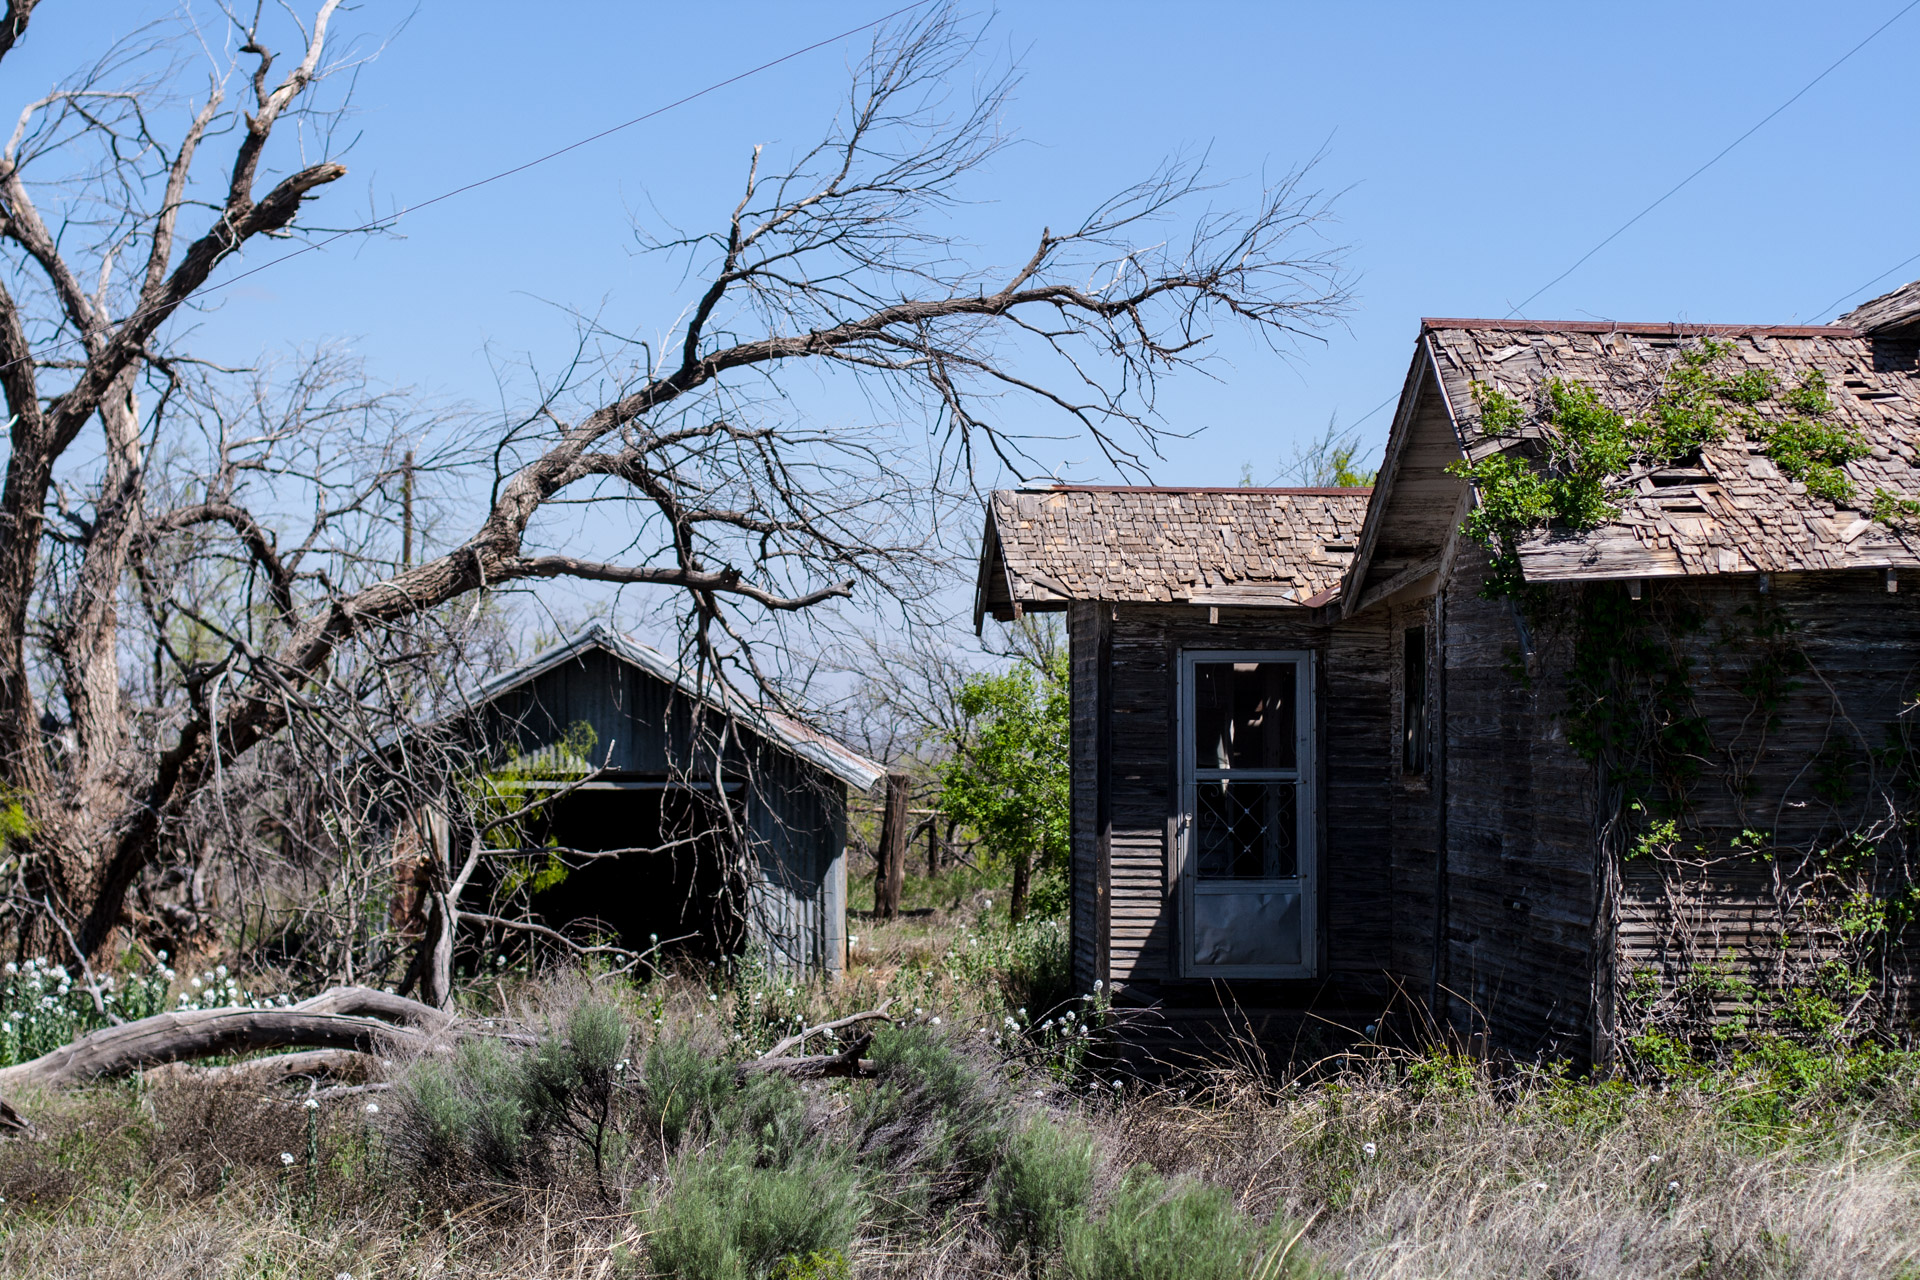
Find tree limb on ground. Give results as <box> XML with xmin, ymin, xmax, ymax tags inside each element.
<box><xmin>0</xmin><ymin>989</ymin><xmax>900</xmax><ymax>1118</ymax></box>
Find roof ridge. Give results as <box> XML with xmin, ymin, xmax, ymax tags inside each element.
<box><xmin>1421</xmin><ymin>317</ymin><xmax>1855</xmax><ymax>338</ymax></box>
<box><xmin>1022</xmin><ymin>484</ymin><xmax>1373</xmax><ymax>496</ymax></box>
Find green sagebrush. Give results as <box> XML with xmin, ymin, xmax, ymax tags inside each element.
<box><xmin>1061</xmin><ymin>1165</ymin><xmax>1326</xmax><ymax>1280</ymax></box>
<box><xmin>644</xmin><ymin>1143</ymin><xmax>864</xmax><ymax>1280</ymax></box>
<box><xmin>987</xmin><ymin>1116</ymin><xmax>1095</xmax><ymax>1262</ymax></box>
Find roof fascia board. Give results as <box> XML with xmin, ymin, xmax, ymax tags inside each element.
<box><xmin>972</xmin><ymin>506</ymin><xmax>1002</xmax><ymax>635</ymax></box>
<box><xmin>1339</xmin><ymin>339</ymin><xmax>1437</xmax><ymax>617</ymax></box>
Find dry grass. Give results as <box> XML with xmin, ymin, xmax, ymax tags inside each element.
<box><xmin>0</xmin><ymin>906</ymin><xmax>1914</xmax><ymax>1279</ymax></box>
<box><xmin>1115</xmin><ymin>1062</ymin><xmax>1920</xmax><ymax>1279</ymax></box>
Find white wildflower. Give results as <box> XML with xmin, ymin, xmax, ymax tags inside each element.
<box><xmin>930</xmin><ymin>1017</ymin><xmax>941</xmax><ymax>1026</ymax></box>
<box><xmin>155</xmin><ymin>950</ymin><xmax>168</xmax><ymax>962</ymax></box>
<box><xmin>189</xmin><ymin>977</ymin><xmax>202</xmax><ymax>990</ymax></box>
<box><xmin>1362</xmin><ymin>1142</ymin><xmax>1377</xmax><ymax>1159</ymax></box>
<box><xmin>215</xmin><ymin>964</ymin><xmax>228</xmax><ymax>979</ymax></box>
<box><xmin>1092</xmin><ymin>980</ymin><xmax>1103</xmax><ymax>991</ymax></box>
<box><xmin>708</xmin><ymin>993</ymin><xmax>718</xmax><ymax>1003</ymax></box>
<box><xmin>303</xmin><ymin>1098</ymin><xmax>319</xmax><ymax>1111</ymax></box>
<box><xmin>280</xmin><ymin>1152</ymin><xmax>295</xmax><ymax>1166</ymax></box>
<box><xmin>1648</xmin><ymin>1154</ymin><xmax>1662</xmax><ymax>1164</ymax></box>
<box><xmin>1534</xmin><ymin>1182</ymin><xmax>1547</xmax><ymax>1192</ymax></box>
<box><xmin>365</xmin><ymin>1102</ymin><xmax>380</xmax><ymax>1115</ymax></box>
<box><xmin>1667</xmin><ymin>1180</ymin><xmax>1680</xmax><ymax>1193</ymax></box>
<box><xmin>3</xmin><ymin>963</ymin><xmax>14</xmax><ymax>975</ymax></box>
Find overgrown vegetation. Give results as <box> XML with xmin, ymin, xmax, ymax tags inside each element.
<box><xmin>1448</xmin><ymin>342</ymin><xmax>1873</xmax><ymax>594</ymax></box>
<box><xmin>1</xmin><ymin>935</ymin><xmax>1917</xmax><ymax>1278</ymax></box>
<box><xmin>935</xmin><ymin>648</ymin><xmax>1070</xmax><ymax>923</ymax></box>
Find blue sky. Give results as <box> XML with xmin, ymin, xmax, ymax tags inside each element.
<box><xmin>28</xmin><ymin>1</ymin><xmax>1919</xmax><ymax>484</ymax></box>
<box><xmin>13</xmin><ymin>1</ymin><xmax>1920</xmax><ymax>642</ymax></box>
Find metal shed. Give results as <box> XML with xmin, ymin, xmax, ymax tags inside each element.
<box><xmin>441</xmin><ymin>622</ymin><xmax>883</xmax><ymax>975</ymax></box>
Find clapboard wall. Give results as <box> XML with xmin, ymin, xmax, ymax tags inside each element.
<box><xmin>1431</xmin><ymin>545</ymin><xmax>1601</xmax><ymax>1058</ymax></box>
<box><xmin>1610</xmin><ymin>568</ymin><xmax>1920</xmax><ymax>1033</ymax></box>
<box><xmin>1067</xmin><ymin>602</ymin><xmax>1396</xmax><ymax>1058</ymax></box>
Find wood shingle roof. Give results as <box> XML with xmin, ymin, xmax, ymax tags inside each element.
<box><xmin>1425</xmin><ymin>321</ymin><xmax>1920</xmax><ymax>582</ymax></box>
<box><xmin>975</xmin><ymin>485</ymin><xmax>1371</xmax><ymax>626</ymax></box>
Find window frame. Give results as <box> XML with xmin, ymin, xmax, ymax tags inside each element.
<box><xmin>1174</xmin><ymin>648</ymin><xmax>1318</xmax><ymax>979</ymax></box>
<box><xmin>1401</xmin><ymin>623</ymin><xmax>1431</xmax><ymax>777</ymax></box>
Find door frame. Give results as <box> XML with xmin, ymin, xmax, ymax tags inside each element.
<box><xmin>1174</xmin><ymin>648</ymin><xmax>1319</xmax><ymax>979</ymax></box>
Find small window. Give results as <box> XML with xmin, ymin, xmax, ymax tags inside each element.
<box><xmin>1402</xmin><ymin>625</ymin><xmax>1430</xmax><ymax>775</ymax></box>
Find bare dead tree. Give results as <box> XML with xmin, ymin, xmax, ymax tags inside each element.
<box><xmin>0</xmin><ymin>4</ymin><xmax>1349</xmax><ymax>962</ymax></box>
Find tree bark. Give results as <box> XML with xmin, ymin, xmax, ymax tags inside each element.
<box><xmin>0</xmin><ymin>1008</ymin><xmax>428</xmax><ymax>1091</ymax></box>
<box><xmin>0</xmin><ymin>984</ymin><xmax>455</xmax><ymax>1093</ymax></box>
<box><xmin>872</xmin><ymin>772</ymin><xmax>910</xmax><ymax>920</ymax></box>
<box><xmin>1009</xmin><ymin>847</ymin><xmax>1031</xmax><ymax>924</ymax></box>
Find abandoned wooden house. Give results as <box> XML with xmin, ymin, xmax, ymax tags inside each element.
<box><xmin>976</xmin><ymin>285</ymin><xmax>1920</xmax><ymax>1065</ymax></box>
<box><xmin>411</xmin><ymin>622</ymin><xmax>883</xmax><ymax>975</ymax></box>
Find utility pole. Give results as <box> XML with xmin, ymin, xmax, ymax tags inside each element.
<box><xmin>401</xmin><ymin>448</ymin><xmax>415</xmax><ymax>567</ymax></box>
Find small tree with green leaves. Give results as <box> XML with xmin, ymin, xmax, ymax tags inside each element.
<box><xmin>936</xmin><ymin>651</ymin><xmax>1069</xmax><ymax>922</ymax></box>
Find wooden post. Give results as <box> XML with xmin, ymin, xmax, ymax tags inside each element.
<box><xmin>927</xmin><ymin>817</ymin><xmax>939</xmax><ymax>878</ymax></box>
<box><xmin>873</xmin><ymin>773</ymin><xmax>910</xmax><ymax>920</ymax></box>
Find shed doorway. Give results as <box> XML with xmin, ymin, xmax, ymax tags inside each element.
<box><xmin>1176</xmin><ymin>651</ymin><xmax>1317</xmax><ymax>978</ymax></box>
<box><xmin>521</xmin><ymin>784</ymin><xmax>746</xmax><ymax>961</ymax></box>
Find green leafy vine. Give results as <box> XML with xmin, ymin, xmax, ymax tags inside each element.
<box><xmin>1448</xmin><ymin>343</ymin><xmax>1875</xmax><ymax>598</ymax></box>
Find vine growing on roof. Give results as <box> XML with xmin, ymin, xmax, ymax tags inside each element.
<box><xmin>1437</xmin><ymin>338</ymin><xmax>1920</xmax><ymax>1074</ymax></box>
<box><xmin>1446</xmin><ymin>340</ymin><xmax>1873</xmax><ymax>598</ymax></box>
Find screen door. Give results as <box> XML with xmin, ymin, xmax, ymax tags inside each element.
<box><xmin>1177</xmin><ymin>651</ymin><xmax>1316</xmax><ymax>977</ymax></box>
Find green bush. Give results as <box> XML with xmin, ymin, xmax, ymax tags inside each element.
<box><xmin>950</xmin><ymin>915</ymin><xmax>1075</xmax><ymax>1024</ymax></box>
<box><xmin>1062</xmin><ymin>1166</ymin><xmax>1321</xmax><ymax>1280</ymax></box>
<box><xmin>853</xmin><ymin>1024</ymin><xmax>1008</xmax><ymax>1225</ymax></box>
<box><xmin>724</xmin><ymin>1070</ymin><xmax>810</xmax><ymax>1168</ymax></box>
<box><xmin>641</xmin><ymin>1032</ymin><xmax>737</xmax><ymax>1148</ymax></box>
<box><xmin>395</xmin><ymin>999</ymin><xmax>635</xmax><ymax>1185</ymax></box>
<box><xmin>645</xmin><ymin>1144</ymin><xmax>865</xmax><ymax>1280</ymax></box>
<box><xmin>987</xmin><ymin>1116</ymin><xmax>1095</xmax><ymax>1262</ymax></box>
<box><xmin>400</xmin><ymin>1037</ymin><xmax>530</xmax><ymax>1178</ymax></box>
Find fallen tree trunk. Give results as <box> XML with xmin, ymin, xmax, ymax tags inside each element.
<box><xmin>0</xmin><ymin>984</ymin><xmax>461</xmax><ymax>1093</ymax></box>
<box><xmin>0</xmin><ymin>1008</ymin><xmax>431</xmax><ymax>1091</ymax></box>
<box><xmin>0</xmin><ymin>986</ymin><xmax>897</xmax><ymax>1120</ymax></box>
<box><xmin>142</xmin><ymin>1047</ymin><xmax>378</xmax><ymax>1090</ymax></box>
<box><xmin>740</xmin><ymin>1034</ymin><xmax>878</xmax><ymax>1081</ymax></box>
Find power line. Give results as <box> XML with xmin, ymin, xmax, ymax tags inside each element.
<box><xmin>1504</xmin><ymin>0</ymin><xmax>1920</xmax><ymax>320</ymax></box>
<box><xmin>206</xmin><ymin>0</ymin><xmax>936</xmax><ymax>299</ymax></box>
<box><xmin>7</xmin><ymin>0</ymin><xmax>935</xmax><ymax>370</ymax></box>
<box><xmin>1811</xmin><ymin>248</ymin><xmax>1920</xmax><ymax>324</ymax></box>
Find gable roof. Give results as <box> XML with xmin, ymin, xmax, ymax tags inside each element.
<box><xmin>1840</xmin><ymin>277</ymin><xmax>1920</xmax><ymax>336</ymax></box>
<box><xmin>1344</xmin><ymin>318</ymin><xmax>1920</xmax><ymax>604</ymax></box>
<box><xmin>461</xmin><ymin>622</ymin><xmax>886</xmax><ymax>792</ymax></box>
<box><xmin>975</xmin><ymin>485</ymin><xmax>1372</xmax><ymax>628</ymax></box>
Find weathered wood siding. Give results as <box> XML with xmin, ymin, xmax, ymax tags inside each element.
<box><xmin>1437</xmin><ymin>545</ymin><xmax>1599</xmax><ymax>1057</ymax></box>
<box><xmin>1088</xmin><ymin>604</ymin><xmax>1394</xmax><ymax>1057</ymax></box>
<box><xmin>1612</xmin><ymin>569</ymin><xmax>1920</xmax><ymax>1025</ymax></box>
<box><xmin>1068</xmin><ymin>601</ymin><xmax>1110</xmax><ymax>996</ymax></box>
<box><xmin>1385</xmin><ymin>598</ymin><xmax>1440</xmax><ymax>998</ymax></box>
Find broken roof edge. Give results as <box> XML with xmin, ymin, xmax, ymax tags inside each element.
<box><xmin>1420</xmin><ymin>317</ymin><xmax>1857</xmax><ymax>338</ymax></box>
<box><xmin>458</xmin><ymin>621</ymin><xmax>887</xmax><ymax>793</ymax></box>
<box><xmin>1023</xmin><ymin>483</ymin><xmax>1374</xmax><ymax>496</ymax></box>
